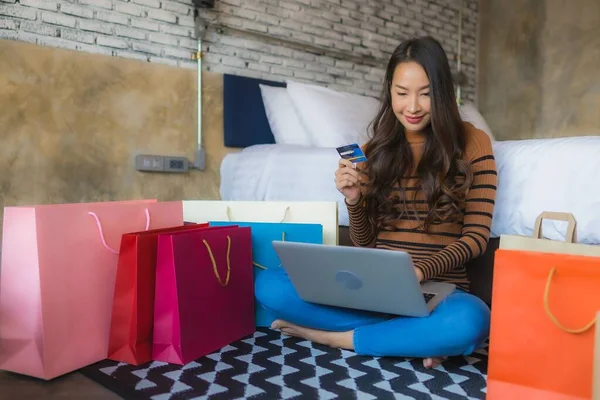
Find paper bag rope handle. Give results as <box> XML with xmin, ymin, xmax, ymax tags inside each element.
<box><xmin>253</xmin><ymin>232</ymin><xmax>286</xmax><ymax>270</ymax></box>
<box><xmin>544</xmin><ymin>267</ymin><xmax>596</xmax><ymax>334</ymax></box>
<box><xmin>202</xmin><ymin>236</ymin><xmax>231</xmax><ymax>287</ymax></box>
<box><xmin>533</xmin><ymin>212</ymin><xmax>577</xmax><ymax>243</ymax></box>
<box><xmin>88</xmin><ymin>208</ymin><xmax>151</xmax><ymax>255</ymax></box>
<box><xmin>226</xmin><ymin>206</ymin><xmax>290</xmax><ymax>223</ymax></box>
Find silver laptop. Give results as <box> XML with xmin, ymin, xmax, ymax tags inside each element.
<box><xmin>271</xmin><ymin>241</ymin><xmax>456</xmax><ymax>317</ymax></box>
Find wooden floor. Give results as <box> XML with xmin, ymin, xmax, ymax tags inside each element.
<box><xmin>0</xmin><ymin>370</ymin><xmax>121</xmax><ymax>399</ymax></box>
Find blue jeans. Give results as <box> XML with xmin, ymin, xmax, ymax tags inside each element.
<box><xmin>255</xmin><ymin>267</ymin><xmax>491</xmax><ymax>358</ymax></box>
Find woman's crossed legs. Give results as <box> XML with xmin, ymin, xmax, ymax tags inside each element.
<box><xmin>255</xmin><ymin>267</ymin><xmax>490</xmax><ymax>368</ymax></box>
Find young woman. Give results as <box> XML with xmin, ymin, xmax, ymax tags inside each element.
<box><xmin>255</xmin><ymin>36</ymin><xmax>497</xmax><ymax>369</ymax></box>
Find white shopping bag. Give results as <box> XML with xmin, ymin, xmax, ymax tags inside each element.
<box><xmin>183</xmin><ymin>200</ymin><xmax>339</xmax><ymax>245</ymax></box>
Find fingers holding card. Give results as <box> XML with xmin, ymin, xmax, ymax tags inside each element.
<box><xmin>336</xmin><ymin>143</ymin><xmax>367</xmax><ymax>163</ymax></box>
<box><xmin>335</xmin><ymin>143</ymin><xmax>366</xmax><ymax>203</ymax></box>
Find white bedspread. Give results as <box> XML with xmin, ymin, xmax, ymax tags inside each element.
<box><xmin>491</xmin><ymin>136</ymin><xmax>600</xmax><ymax>243</ymax></box>
<box><xmin>221</xmin><ymin>136</ymin><xmax>600</xmax><ymax>244</ymax></box>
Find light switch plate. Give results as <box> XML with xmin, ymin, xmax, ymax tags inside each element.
<box><xmin>135</xmin><ymin>154</ymin><xmax>164</xmax><ymax>172</ymax></box>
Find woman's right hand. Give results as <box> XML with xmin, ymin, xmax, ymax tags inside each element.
<box><xmin>335</xmin><ymin>159</ymin><xmax>362</xmax><ymax>205</ymax></box>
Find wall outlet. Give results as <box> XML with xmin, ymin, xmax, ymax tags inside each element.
<box><xmin>135</xmin><ymin>154</ymin><xmax>189</xmax><ymax>173</ymax></box>
<box><xmin>164</xmin><ymin>156</ymin><xmax>189</xmax><ymax>172</ymax></box>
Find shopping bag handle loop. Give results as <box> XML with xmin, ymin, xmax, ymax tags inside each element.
<box><xmin>226</xmin><ymin>206</ymin><xmax>290</xmax><ymax>223</ymax></box>
<box><xmin>88</xmin><ymin>208</ymin><xmax>151</xmax><ymax>255</ymax></box>
<box><xmin>534</xmin><ymin>212</ymin><xmax>577</xmax><ymax>243</ymax></box>
<box><xmin>253</xmin><ymin>232</ymin><xmax>286</xmax><ymax>270</ymax></box>
<box><xmin>202</xmin><ymin>236</ymin><xmax>231</xmax><ymax>287</ymax></box>
<box><xmin>544</xmin><ymin>267</ymin><xmax>596</xmax><ymax>334</ymax></box>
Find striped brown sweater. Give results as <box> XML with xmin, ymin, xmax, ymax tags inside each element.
<box><xmin>347</xmin><ymin>122</ymin><xmax>497</xmax><ymax>291</ymax></box>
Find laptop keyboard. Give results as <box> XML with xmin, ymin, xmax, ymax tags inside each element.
<box><xmin>423</xmin><ymin>292</ymin><xmax>436</xmax><ymax>303</ymax></box>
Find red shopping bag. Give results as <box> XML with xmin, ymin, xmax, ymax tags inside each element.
<box><xmin>107</xmin><ymin>223</ymin><xmax>210</xmax><ymax>365</ymax></box>
<box><xmin>152</xmin><ymin>225</ymin><xmax>254</xmax><ymax>365</ymax></box>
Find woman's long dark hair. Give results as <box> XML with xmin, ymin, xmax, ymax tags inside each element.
<box><xmin>363</xmin><ymin>36</ymin><xmax>473</xmax><ymax>232</ymax></box>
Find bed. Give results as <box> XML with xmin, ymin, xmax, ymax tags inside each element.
<box><xmin>217</xmin><ymin>73</ymin><xmax>600</xmax><ymax>304</ymax></box>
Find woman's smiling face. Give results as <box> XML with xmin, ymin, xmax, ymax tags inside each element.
<box><xmin>390</xmin><ymin>61</ymin><xmax>432</xmax><ymax>133</ymax></box>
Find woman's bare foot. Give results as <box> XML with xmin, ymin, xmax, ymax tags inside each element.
<box><xmin>423</xmin><ymin>356</ymin><xmax>447</xmax><ymax>369</ymax></box>
<box><xmin>272</xmin><ymin>320</ymin><xmax>447</xmax><ymax>367</ymax></box>
<box><xmin>271</xmin><ymin>319</ymin><xmax>354</xmax><ymax>350</ymax></box>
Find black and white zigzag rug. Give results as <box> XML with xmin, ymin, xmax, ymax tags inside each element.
<box><xmin>80</xmin><ymin>328</ymin><xmax>488</xmax><ymax>399</ymax></box>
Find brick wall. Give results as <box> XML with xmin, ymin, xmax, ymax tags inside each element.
<box><xmin>0</xmin><ymin>0</ymin><xmax>478</xmax><ymax>100</ymax></box>
<box><xmin>0</xmin><ymin>0</ymin><xmax>198</xmax><ymax>68</ymax></box>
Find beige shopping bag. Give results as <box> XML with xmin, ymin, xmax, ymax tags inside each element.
<box><xmin>500</xmin><ymin>211</ymin><xmax>600</xmax><ymax>256</ymax></box>
<box><xmin>183</xmin><ymin>200</ymin><xmax>339</xmax><ymax>245</ymax></box>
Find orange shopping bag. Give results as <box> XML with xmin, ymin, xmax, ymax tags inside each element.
<box><xmin>594</xmin><ymin>311</ymin><xmax>600</xmax><ymax>400</ymax></box>
<box><xmin>488</xmin><ymin>212</ymin><xmax>600</xmax><ymax>400</ymax></box>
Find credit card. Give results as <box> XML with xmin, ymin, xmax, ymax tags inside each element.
<box><xmin>336</xmin><ymin>143</ymin><xmax>367</xmax><ymax>163</ymax></box>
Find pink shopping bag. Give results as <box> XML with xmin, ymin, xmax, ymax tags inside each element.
<box><xmin>0</xmin><ymin>200</ymin><xmax>183</xmax><ymax>379</ymax></box>
<box><xmin>152</xmin><ymin>225</ymin><xmax>255</xmax><ymax>365</ymax></box>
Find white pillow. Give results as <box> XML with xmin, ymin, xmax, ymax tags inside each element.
<box><xmin>259</xmin><ymin>84</ymin><xmax>312</xmax><ymax>146</ymax></box>
<box><xmin>286</xmin><ymin>80</ymin><xmax>380</xmax><ymax>148</ymax></box>
<box><xmin>459</xmin><ymin>103</ymin><xmax>495</xmax><ymax>141</ymax></box>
